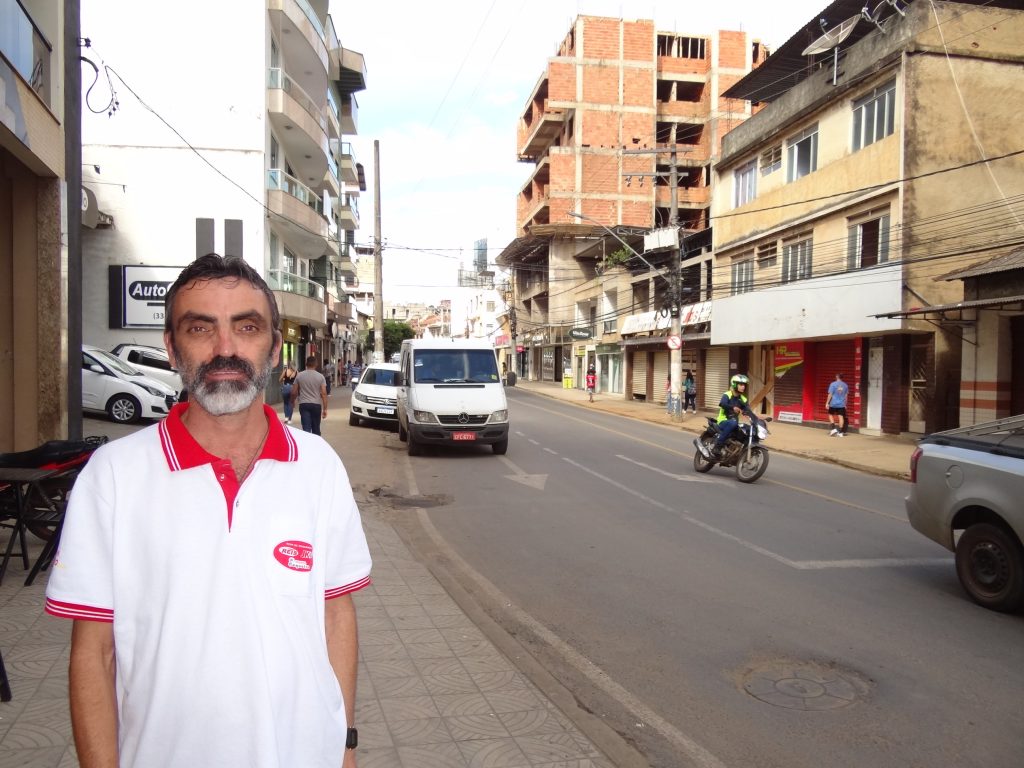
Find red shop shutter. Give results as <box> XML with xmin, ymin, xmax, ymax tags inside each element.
<box><xmin>812</xmin><ymin>340</ymin><xmax>861</xmax><ymax>425</ymax></box>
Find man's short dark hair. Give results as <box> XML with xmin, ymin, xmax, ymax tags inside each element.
<box><xmin>305</xmin><ymin>355</ymin><xmax>317</xmax><ymax>368</ymax></box>
<box><xmin>164</xmin><ymin>253</ymin><xmax>282</xmax><ymax>342</ymax></box>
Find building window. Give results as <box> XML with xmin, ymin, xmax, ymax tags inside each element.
<box><xmin>731</xmin><ymin>258</ymin><xmax>754</xmax><ymax>295</ymax></box>
<box><xmin>734</xmin><ymin>160</ymin><xmax>757</xmax><ymax>208</ymax></box>
<box><xmin>852</xmin><ymin>80</ymin><xmax>896</xmax><ymax>152</ymax></box>
<box><xmin>786</xmin><ymin>124</ymin><xmax>818</xmax><ymax>182</ymax></box>
<box><xmin>847</xmin><ymin>213</ymin><xmax>891</xmax><ymax>269</ymax></box>
<box><xmin>486</xmin><ymin>301</ymin><xmax>495</xmax><ymax>312</ymax></box>
<box><xmin>782</xmin><ymin>237</ymin><xmax>813</xmax><ymax>283</ymax></box>
<box><xmin>760</xmin><ymin>145</ymin><xmax>782</xmax><ymax>176</ymax></box>
<box><xmin>756</xmin><ymin>241</ymin><xmax>778</xmax><ymax>268</ymax></box>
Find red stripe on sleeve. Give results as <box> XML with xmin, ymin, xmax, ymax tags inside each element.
<box><xmin>45</xmin><ymin>598</ymin><xmax>114</xmax><ymax>622</ymax></box>
<box><xmin>325</xmin><ymin>575</ymin><xmax>371</xmax><ymax>600</ymax></box>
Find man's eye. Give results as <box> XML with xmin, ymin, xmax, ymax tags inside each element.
<box><xmin>188</xmin><ymin>325</ymin><xmax>211</xmax><ymax>334</ymax></box>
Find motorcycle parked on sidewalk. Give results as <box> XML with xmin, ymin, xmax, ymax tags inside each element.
<box><xmin>693</xmin><ymin>414</ymin><xmax>771</xmax><ymax>483</ymax></box>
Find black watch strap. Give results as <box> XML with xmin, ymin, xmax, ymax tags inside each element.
<box><xmin>346</xmin><ymin>727</ymin><xmax>358</xmax><ymax>749</ymax></box>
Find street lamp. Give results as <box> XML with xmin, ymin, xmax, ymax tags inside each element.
<box><xmin>566</xmin><ymin>211</ymin><xmax>684</xmax><ymax>420</ymax></box>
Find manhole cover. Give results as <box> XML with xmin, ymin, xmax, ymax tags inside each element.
<box><xmin>741</xmin><ymin>661</ymin><xmax>868</xmax><ymax>711</ymax></box>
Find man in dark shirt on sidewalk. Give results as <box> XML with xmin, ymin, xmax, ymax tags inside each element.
<box><xmin>292</xmin><ymin>356</ymin><xmax>328</xmax><ymax>435</ymax></box>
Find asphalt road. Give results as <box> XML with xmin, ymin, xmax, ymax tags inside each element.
<box><xmin>367</xmin><ymin>388</ymin><xmax>1024</xmax><ymax>768</ymax></box>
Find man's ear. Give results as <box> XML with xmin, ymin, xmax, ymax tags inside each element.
<box><xmin>271</xmin><ymin>331</ymin><xmax>283</xmax><ymax>368</ymax></box>
<box><xmin>164</xmin><ymin>331</ymin><xmax>177</xmax><ymax>369</ymax></box>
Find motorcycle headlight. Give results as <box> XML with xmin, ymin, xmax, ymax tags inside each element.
<box><xmin>489</xmin><ymin>410</ymin><xmax>508</xmax><ymax>423</ymax></box>
<box><xmin>411</xmin><ymin>410</ymin><xmax>438</xmax><ymax>424</ymax></box>
<box><xmin>757</xmin><ymin>425</ymin><xmax>769</xmax><ymax>440</ymax></box>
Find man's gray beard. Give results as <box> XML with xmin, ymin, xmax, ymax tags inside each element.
<box><xmin>178</xmin><ymin>352</ymin><xmax>274</xmax><ymax>416</ymax></box>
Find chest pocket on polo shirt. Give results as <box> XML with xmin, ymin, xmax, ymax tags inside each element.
<box><xmin>266</xmin><ymin>528</ymin><xmax>317</xmax><ymax>597</ymax></box>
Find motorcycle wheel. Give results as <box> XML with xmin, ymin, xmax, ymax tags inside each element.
<box><xmin>693</xmin><ymin>434</ymin><xmax>716</xmax><ymax>473</ymax></box>
<box><xmin>735</xmin><ymin>446</ymin><xmax>769</xmax><ymax>483</ymax></box>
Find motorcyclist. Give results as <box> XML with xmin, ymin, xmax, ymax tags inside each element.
<box><xmin>713</xmin><ymin>374</ymin><xmax>755</xmax><ymax>456</ymax></box>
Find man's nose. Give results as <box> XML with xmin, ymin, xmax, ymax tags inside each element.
<box><xmin>213</xmin><ymin>326</ymin><xmax>239</xmax><ymax>357</ymax></box>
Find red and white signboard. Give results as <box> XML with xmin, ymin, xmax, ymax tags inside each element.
<box><xmin>666</xmin><ymin>335</ymin><xmax>682</xmax><ymax>350</ymax></box>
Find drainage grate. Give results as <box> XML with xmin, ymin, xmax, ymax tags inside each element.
<box><xmin>741</xmin><ymin>660</ymin><xmax>869</xmax><ymax>711</ymax></box>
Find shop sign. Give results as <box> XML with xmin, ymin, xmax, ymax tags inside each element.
<box><xmin>774</xmin><ymin>342</ymin><xmax>805</xmax><ymax>378</ymax></box>
<box><xmin>569</xmin><ymin>327</ymin><xmax>593</xmax><ymax>340</ymax></box>
<box><xmin>777</xmin><ymin>411</ymin><xmax>804</xmax><ymax>423</ymax></box>
<box><xmin>108</xmin><ymin>265</ymin><xmax>180</xmax><ymax>328</ymax></box>
<box><xmin>282</xmin><ymin>320</ymin><xmax>301</xmax><ymax>343</ymax></box>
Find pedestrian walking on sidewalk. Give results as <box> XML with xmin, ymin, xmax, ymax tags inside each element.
<box><xmin>294</xmin><ymin>355</ymin><xmax>328</xmax><ymax>435</ymax></box>
<box><xmin>46</xmin><ymin>253</ymin><xmax>371</xmax><ymax>768</ymax></box>
<box><xmin>279</xmin><ymin>360</ymin><xmax>297</xmax><ymax>424</ymax></box>
<box><xmin>826</xmin><ymin>372</ymin><xmax>849</xmax><ymax>436</ymax></box>
<box><xmin>684</xmin><ymin>370</ymin><xmax>697</xmax><ymax>413</ymax></box>
<box><xmin>586</xmin><ymin>364</ymin><xmax>597</xmax><ymax>402</ymax></box>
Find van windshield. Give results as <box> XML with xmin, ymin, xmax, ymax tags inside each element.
<box><xmin>412</xmin><ymin>349</ymin><xmax>499</xmax><ymax>384</ymax></box>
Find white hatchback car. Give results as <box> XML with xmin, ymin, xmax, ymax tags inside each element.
<box><xmin>82</xmin><ymin>345</ymin><xmax>177</xmax><ymax>423</ymax></box>
<box><xmin>350</xmin><ymin>363</ymin><xmax>400</xmax><ymax>428</ymax></box>
<box><xmin>110</xmin><ymin>343</ymin><xmax>183</xmax><ymax>394</ymax></box>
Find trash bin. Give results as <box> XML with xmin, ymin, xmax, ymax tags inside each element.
<box><xmin>505</xmin><ymin>371</ymin><xmax>516</xmax><ymax>387</ymax></box>
<box><xmin>563</xmin><ymin>374</ymin><xmax>573</xmax><ymax>389</ymax></box>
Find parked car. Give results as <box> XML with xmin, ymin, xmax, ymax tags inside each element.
<box><xmin>110</xmin><ymin>343</ymin><xmax>183</xmax><ymax>394</ymax></box>
<box><xmin>396</xmin><ymin>339</ymin><xmax>509</xmax><ymax>455</ymax></box>
<box><xmin>82</xmin><ymin>345</ymin><xmax>177</xmax><ymax>423</ymax></box>
<box><xmin>906</xmin><ymin>415</ymin><xmax>1024</xmax><ymax>612</ymax></box>
<box><xmin>350</xmin><ymin>363</ymin><xmax>400</xmax><ymax>428</ymax></box>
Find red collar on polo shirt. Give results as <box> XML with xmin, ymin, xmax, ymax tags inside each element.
<box><xmin>158</xmin><ymin>403</ymin><xmax>299</xmax><ymax>529</ymax></box>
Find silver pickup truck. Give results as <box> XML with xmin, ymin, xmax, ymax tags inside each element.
<box><xmin>906</xmin><ymin>414</ymin><xmax>1024</xmax><ymax>613</ymax></box>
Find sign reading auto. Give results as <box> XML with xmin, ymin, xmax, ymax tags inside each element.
<box><xmin>110</xmin><ymin>265</ymin><xmax>182</xmax><ymax>328</ymax></box>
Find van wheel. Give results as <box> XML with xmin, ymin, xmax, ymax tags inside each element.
<box><xmin>492</xmin><ymin>438</ymin><xmax>508</xmax><ymax>455</ymax></box>
<box><xmin>107</xmin><ymin>394</ymin><xmax>141</xmax><ymax>424</ymax></box>
<box><xmin>407</xmin><ymin>434</ymin><xmax>422</xmax><ymax>456</ymax></box>
<box><xmin>398</xmin><ymin>420</ymin><xmax>408</xmax><ymax>442</ymax></box>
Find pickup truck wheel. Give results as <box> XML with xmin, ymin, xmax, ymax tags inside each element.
<box><xmin>955</xmin><ymin>523</ymin><xmax>1024</xmax><ymax>613</ymax></box>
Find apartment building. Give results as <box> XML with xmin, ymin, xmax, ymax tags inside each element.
<box><xmin>712</xmin><ymin>0</ymin><xmax>1024</xmax><ymax>435</ymax></box>
<box><xmin>79</xmin><ymin>0</ymin><xmax>365</xmax><ymax>399</ymax></box>
<box><xmin>1</xmin><ymin>0</ymin><xmax>72</xmax><ymax>451</ymax></box>
<box><xmin>498</xmin><ymin>15</ymin><xmax>767</xmax><ymax>400</ymax></box>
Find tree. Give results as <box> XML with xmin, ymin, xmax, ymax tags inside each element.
<box><xmin>368</xmin><ymin>320</ymin><xmax>415</xmax><ymax>359</ymax></box>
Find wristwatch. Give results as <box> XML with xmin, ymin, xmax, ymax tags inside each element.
<box><xmin>346</xmin><ymin>727</ymin><xmax>358</xmax><ymax>750</ymax></box>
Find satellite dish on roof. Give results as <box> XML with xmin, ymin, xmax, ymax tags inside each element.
<box><xmin>801</xmin><ymin>14</ymin><xmax>861</xmax><ymax>56</ymax></box>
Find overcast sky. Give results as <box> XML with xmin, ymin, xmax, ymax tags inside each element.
<box><xmin>335</xmin><ymin>1</ymin><xmax>829</xmax><ymax>302</ymax></box>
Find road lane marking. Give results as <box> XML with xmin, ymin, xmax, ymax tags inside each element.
<box><xmin>616</xmin><ymin>454</ymin><xmax>722</xmax><ymax>484</ymax></box>
<box><xmin>413</xmin><ymin>506</ymin><xmax>729</xmax><ymax>768</ymax></box>
<box><xmin>513</xmin><ymin>396</ymin><xmax>899</xmax><ymax>521</ymax></box>
<box><xmin>497</xmin><ymin>456</ymin><xmax>548</xmax><ymax>491</ymax></box>
<box><xmin>544</xmin><ymin>447</ymin><xmax>558</xmax><ymax>455</ymax></box>
<box><xmin>563</xmin><ymin>457</ymin><xmax>947</xmax><ymax>571</ymax></box>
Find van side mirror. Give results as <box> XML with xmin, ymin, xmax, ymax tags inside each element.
<box><xmin>89</xmin><ymin>364</ymin><xmax>104</xmax><ymax>374</ymax></box>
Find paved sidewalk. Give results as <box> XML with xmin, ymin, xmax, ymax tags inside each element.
<box><xmin>513</xmin><ymin>379</ymin><xmax>919</xmax><ymax>480</ymax></box>
<box><xmin>0</xmin><ymin>393</ymin><xmax>618</xmax><ymax>768</ymax></box>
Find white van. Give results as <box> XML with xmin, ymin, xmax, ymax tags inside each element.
<box><xmin>397</xmin><ymin>339</ymin><xmax>509</xmax><ymax>455</ymax></box>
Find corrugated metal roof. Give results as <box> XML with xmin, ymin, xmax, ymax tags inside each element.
<box><xmin>873</xmin><ymin>294</ymin><xmax>1024</xmax><ymax>318</ymax></box>
<box><xmin>940</xmin><ymin>247</ymin><xmax>1024</xmax><ymax>281</ymax></box>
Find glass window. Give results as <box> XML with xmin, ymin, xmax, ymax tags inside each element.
<box><xmin>847</xmin><ymin>214</ymin><xmax>891</xmax><ymax>269</ymax></box>
<box><xmin>782</xmin><ymin>238</ymin><xmax>813</xmax><ymax>283</ymax></box>
<box><xmin>852</xmin><ymin>80</ymin><xmax>896</xmax><ymax>152</ymax></box>
<box><xmin>412</xmin><ymin>349</ymin><xmax>498</xmax><ymax>383</ymax></box>
<box><xmin>786</xmin><ymin>124</ymin><xmax>818</xmax><ymax>182</ymax></box>
<box><xmin>733</xmin><ymin>160</ymin><xmax>757</xmax><ymax>207</ymax></box>
<box><xmin>731</xmin><ymin>259</ymin><xmax>754</xmax><ymax>295</ymax></box>
<box><xmin>759</xmin><ymin>145</ymin><xmax>782</xmax><ymax>176</ymax></box>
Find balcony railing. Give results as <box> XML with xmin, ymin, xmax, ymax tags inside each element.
<box><xmin>326</xmin><ymin>87</ymin><xmax>340</xmax><ymax>121</ymax></box>
<box><xmin>292</xmin><ymin>0</ymin><xmax>325</xmax><ymax>40</ymax></box>
<box><xmin>267</xmin><ymin>169</ymin><xmax>325</xmax><ymax>216</ymax></box>
<box><xmin>341</xmin><ymin>194</ymin><xmax>360</xmax><ymax>218</ymax></box>
<box><xmin>267</xmin><ymin>269</ymin><xmax>325</xmax><ymax>302</ymax></box>
<box><xmin>327</xmin><ymin>152</ymin><xmax>340</xmax><ymax>184</ymax></box>
<box><xmin>268</xmin><ymin>68</ymin><xmax>327</xmax><ymax>133</ymax></box>
<box><xmin>1</xmin><ymin>0</ymin><xmax>52</xmax><ymax>108</ymax></box>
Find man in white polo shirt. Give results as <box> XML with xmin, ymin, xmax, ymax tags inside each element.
<box><xmin>46</xmin><ymin>254</ymin><xmax>371</xmax><ymax>768</ymax></box>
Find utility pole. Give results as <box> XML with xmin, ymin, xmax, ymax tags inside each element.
<box><xmin>373</xmin><ymin>139</ymin><xmax>383</xmax><ymax>363</ymax></box>
<box><xmin>621</xmin><ymin>145</ymin><xmax>687</xmax><ymax>420</ymax></box>
<box><xmin>668</xmin><ymin>146</ymin><xmax>683</xmax><ymax>422</ymax></box>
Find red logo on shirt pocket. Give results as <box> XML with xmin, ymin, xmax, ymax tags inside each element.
<box><xmin>273</xmin><ymin>540</ymin><xmax>313</xmax><ymax>571</ymax></box>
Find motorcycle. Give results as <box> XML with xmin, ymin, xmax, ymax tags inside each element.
<box><xmin>693</xmin><ymin>414</ymin><xmax>771</xmax><ymax>483</ymax></box>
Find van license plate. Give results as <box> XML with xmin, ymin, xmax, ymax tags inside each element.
<box><xmin>452</xmin><ymin>432</ymin><xmax>476</xmax><ymax>441</ymax></box>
